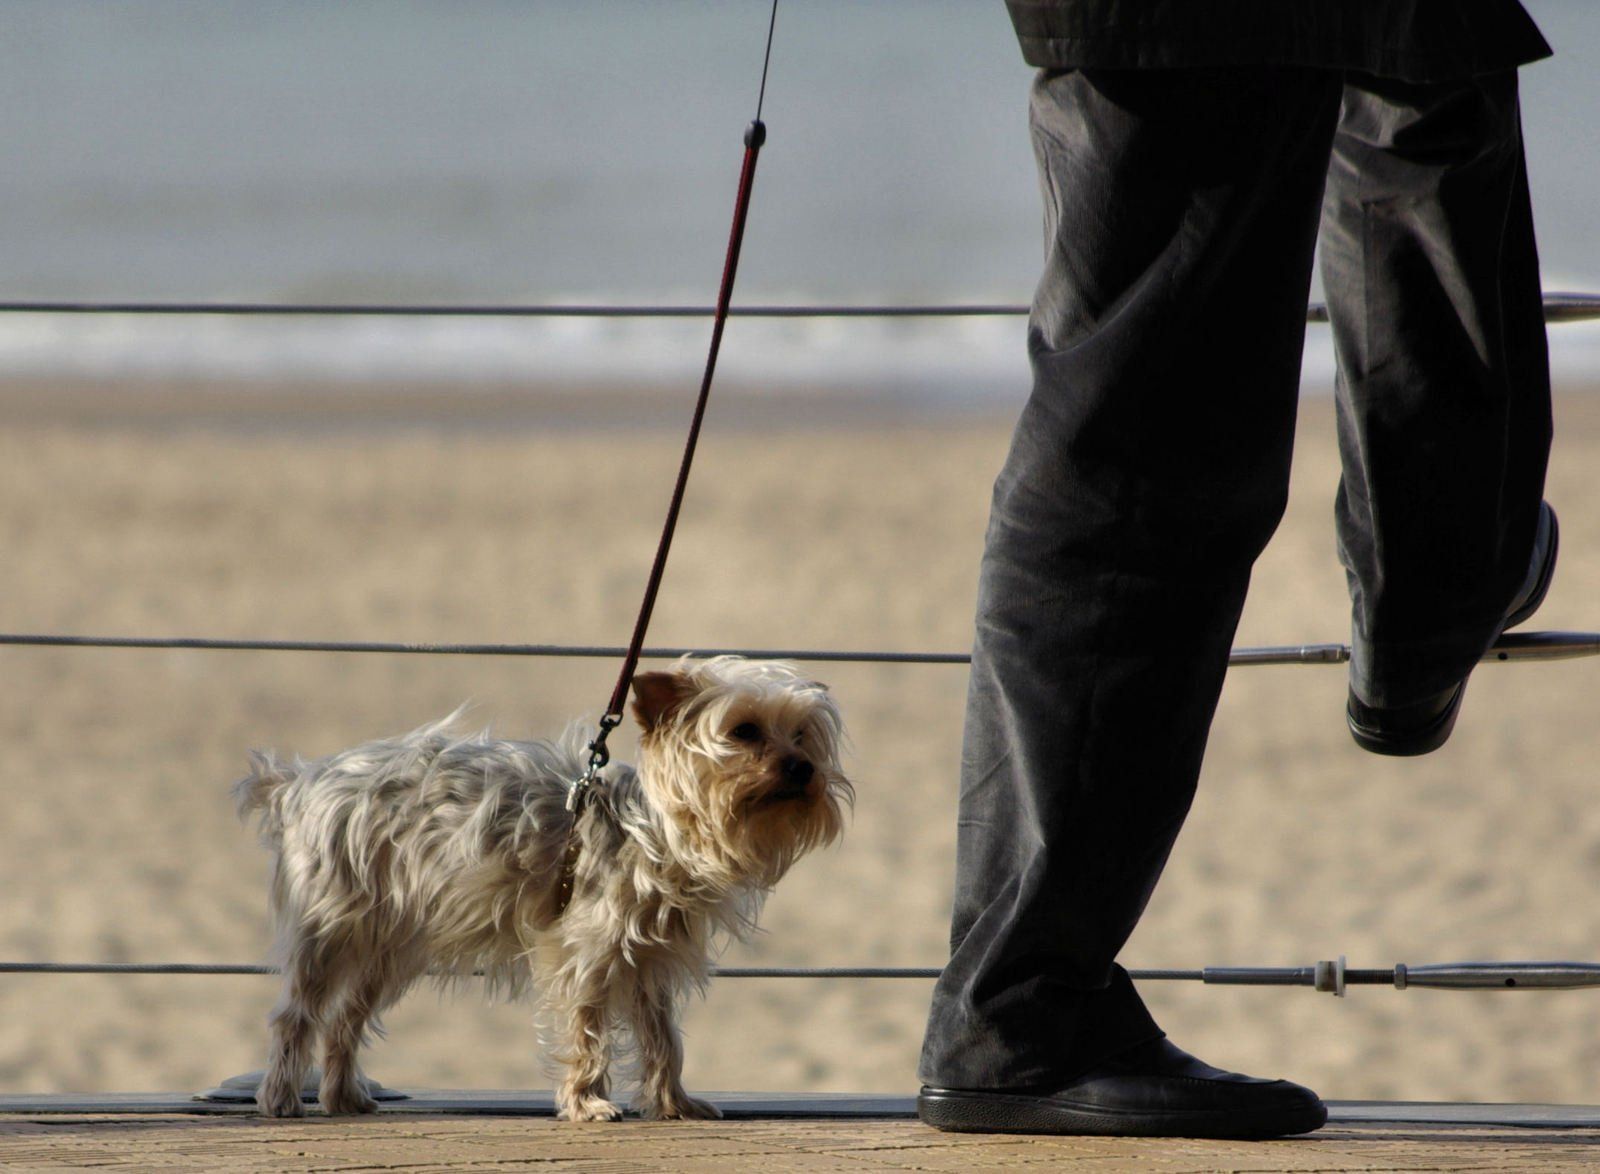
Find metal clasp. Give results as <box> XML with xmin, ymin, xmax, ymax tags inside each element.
<box><xmin>566</xmin><ymin>713</ymin><xmax>622</xmax><ymax>812</ymax></box>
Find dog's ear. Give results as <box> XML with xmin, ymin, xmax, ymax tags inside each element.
<box><xmin>631</xmin><ymin>670</ymin><xmax>694</xmax><ymax>733</ymax></box>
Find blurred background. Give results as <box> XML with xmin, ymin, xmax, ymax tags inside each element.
<box><xmin>1</xmin><ymin>0</ymin><xmax>1599</xmax><ymax>1106</ymax></box>
<box><xmin>1</xmin><ymin>0</ymin><xmax>1596</xmax><ymax>397</ymax></box>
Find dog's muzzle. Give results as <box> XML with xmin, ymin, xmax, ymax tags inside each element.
<box><xmin>766</xmin><ymin>757</ymin><xmax>815</xmax><ymax>802</ymax></box>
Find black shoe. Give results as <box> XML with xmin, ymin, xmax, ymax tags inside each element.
<box><xmin>1347</xmin><ymin>682</ymin><xmax>1466</xmax><ymax>757</ymax></box>
<box><xmin>1347</xmin><ymin>501</ymin><xmax>1558</xmax><ymax>757</ymax></box>
<box><xmin>917</xmin><ymin>1037</ymin><xmax>1327</xmax><ymax>1138</ymax></box>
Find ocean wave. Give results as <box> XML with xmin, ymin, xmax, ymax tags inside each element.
<box><xmin>0</xmin><ymin>310</ymin><xmax>1595</xmax><ymax>399</ymax></box>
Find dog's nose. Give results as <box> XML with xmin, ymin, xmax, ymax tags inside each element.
<box><xmin>782</xmin><ymin>758</ymin><xmax>814</xmax><ymax>786</ymax></box>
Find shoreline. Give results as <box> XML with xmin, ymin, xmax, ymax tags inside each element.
<box><xmin>0</xmin><ymin>377</ymin><xmax>1020</xmax><ymax>435</ymax></box>
<box><xmin>7</xmin><ymin>376</ymin><xmax>1600</xmax><ymax>436</ymax></box>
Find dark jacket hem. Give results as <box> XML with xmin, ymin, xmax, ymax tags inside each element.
<box><xmin>1015</xmin><ymin>33</ymin><xmax>1552</xmax><ymax>82</ymax></box>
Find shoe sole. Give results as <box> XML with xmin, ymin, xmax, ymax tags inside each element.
<box><xmin>1347</xmin><ymin>682</ymin><xmax>1464</xmax><ymax>757</ymax></box>
<box><xmin>1348</xmin><ymin>503</ymin><xmax>1558</xmax><ymax>757</ymax></box>
<box><xmin>916</xmin><ymin>1088</ymin><xmax>1329</xmax><ymax>1138</ymax></box>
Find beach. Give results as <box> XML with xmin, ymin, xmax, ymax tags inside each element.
<box><xmin>2</xmin><ymin>382</ymin><xmax>1599</xmax><ymax>1107</ymax></box>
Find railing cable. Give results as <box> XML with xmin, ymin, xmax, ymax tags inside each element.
<box><xmin>8</xmin><ymin>958</ymin><xmax>1600</xmax><ymax>994</ymax></box>
<box><xmin>0</xmin><ymin>291</ymin><xmax>1595</xmax><ymax>321</ymax></box>
<box><xmin>0</xmin><ymin>629</ymin><xmax>1593</xmax><ymax>665</ymax></box>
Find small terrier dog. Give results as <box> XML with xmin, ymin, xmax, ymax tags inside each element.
<box><xmin>234</xmin><ymin>656</ymin><xmax>850</xmax><ymax>1121</ymax></box>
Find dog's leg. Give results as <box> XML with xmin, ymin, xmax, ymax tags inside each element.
<box><xmin>258</xmin><ymin>938</ymin><xmax>338</xmax><ymax>1118</ymax></box>
<box><xmin>628</xmin><ymin>970</ymin><xmax>720</xmax><ymax>1120</ymax></box>
<box><xmin>555</xmin><ymin>999</ymin><xmax>620</xmax><ymax>1121</ymax></box>
<box><xmin>318</xmin><ymin>963</ymin><xmax>395</xmax><ymax>1116</ymax></box>
<box><xmin>551</xmin><ymin>965</ymin><xmax>621</xmax><ymax>1122</ymax></box>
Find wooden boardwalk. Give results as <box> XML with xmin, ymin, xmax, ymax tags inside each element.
<box><xmin>4</xmin><ymin>1094</ymin><xmax>1600</xmax><ymax>1171</ymax></box>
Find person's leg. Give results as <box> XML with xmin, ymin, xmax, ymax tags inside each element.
<box><xmin>919</xmin><ymin>66</ymin><xmax>1342</xmax><ymax>1095</ymax></box>
<box><xmin>1322</xmin><ymin>71</ymin><xmax>1553</xmax><ymax>742</ymax></box>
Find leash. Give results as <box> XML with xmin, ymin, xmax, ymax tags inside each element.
<box><xmin>563</xmin><ymin>0</ymin><xmax>781</xmax><ymax>826</ymax></box>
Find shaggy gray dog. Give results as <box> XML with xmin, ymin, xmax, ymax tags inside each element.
<box><xmin>236</xmin><ymin>657</ymin><xmax>851</xmax><ymax>1121</ymax></box>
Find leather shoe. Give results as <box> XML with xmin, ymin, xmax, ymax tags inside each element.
<box><xmin>1347</xmin><ymin>501</ymin><xmax>1558</xmax><ymax>757</ymax></box>
<box><xmin>917</xmin><ymin>1037</ymin><xmax>1327</xmax><ymax>1137</ymax></box>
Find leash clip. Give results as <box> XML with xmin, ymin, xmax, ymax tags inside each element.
<box><xmin>567</xmin><ymin>713</ymin><xmax>623</xmax><ymax>812</ymax></box>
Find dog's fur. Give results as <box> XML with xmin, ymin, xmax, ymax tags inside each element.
<box><xmin>234</xmin><ymin>656</ymin><xmax>850</xmax><ymax>1121</ymax></box>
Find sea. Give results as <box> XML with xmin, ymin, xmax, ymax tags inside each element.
<box><xmin>1</xmin><ymin>0</ymin><xmax>1597</xmax><ymax>404</ymax></box>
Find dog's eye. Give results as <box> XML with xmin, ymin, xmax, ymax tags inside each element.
<box><xmin>728</xmin><ymin>722</ymin><xmax>762</xmax><ymax>743</ymax></box>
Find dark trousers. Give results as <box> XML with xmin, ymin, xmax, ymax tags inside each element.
<box><xmin>919</xmin><ymin>66</ymin><xmax>1551</xmax><ymax>1090</ymax></box>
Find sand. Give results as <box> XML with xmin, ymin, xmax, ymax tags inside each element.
<box><xmin>2</xmin><ymin>380</ymin><xmax>1600</xmax><ymax>1107</ymax></box>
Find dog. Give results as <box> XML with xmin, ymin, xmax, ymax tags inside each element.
<box><xmin>234</xmin><ymin>656</ymin><xmax>851</xmax><ymax>1121</ymax></box>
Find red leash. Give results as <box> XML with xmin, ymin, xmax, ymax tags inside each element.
<box><xmin>567</xmin><ymin>6</ymin><xmax>778</xmax><ymax>812</ymax></box>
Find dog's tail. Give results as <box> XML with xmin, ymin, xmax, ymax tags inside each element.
<box><xmin>232</xmin><ymin>750</ymin><xmax>297</xmax><ymax>842</ymax></box>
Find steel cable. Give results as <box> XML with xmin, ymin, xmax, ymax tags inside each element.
<box><xmin>0</xmin><ymin>292</ymin><xmax>1595</xmax><ymax>320</ymax></box>
<box><xmin>9</xmin><ymin>959</ymin><xmax>1600</xmax><ymax>992</ymax></box>
<box><xmin>0</xmin><ymin>630</ymin><xmax>1594</xmax><ymax>665</ymax></box>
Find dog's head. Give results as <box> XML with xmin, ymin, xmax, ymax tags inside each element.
<box><xmin>630</xmin><ymin>656</ymin><xmax>852</xmax><ymax>888</ymax></box>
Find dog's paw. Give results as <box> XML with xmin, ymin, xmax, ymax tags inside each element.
<box><xmin>643</xmin><ymin>1094</ymin><xmax>722</xmax><ymax>1121</ymax></box>
<box><xmin>319</xmin><ymin>1084</ymin><xmax>379</xmax><ymax>1116</ymax></box>
<box><xmin>256</xmin><ymin>1075</ymin><xmax>307</xmax><ymax>1118</ymax></box>
<box><xmin>558</xmin><ymin>1094</ymin><xmax>624</xmax><ymax>1123</ymax></box>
